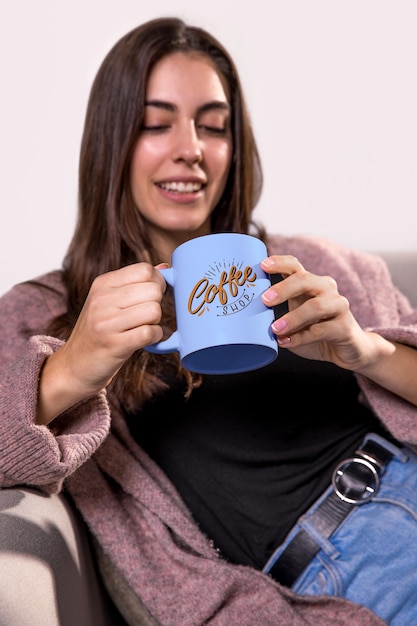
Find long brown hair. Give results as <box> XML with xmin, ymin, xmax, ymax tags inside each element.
<box><xmin>48</xmin><ymin>16</ymin><xmax>264</xmax><ymax>411</ymax></box>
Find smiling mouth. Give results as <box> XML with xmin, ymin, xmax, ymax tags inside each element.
<box><xmin>157</xmin><ymin>181</ymin><xmax>204</xmax><ymax>193</ymax></box>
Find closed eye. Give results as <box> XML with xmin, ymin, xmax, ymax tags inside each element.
<box><xmin>199</xmin><ymin>125</ymin><xmax>227</xmax><ymax>135</ymax></box>
<box><xmin>141</xmin><ymin>124</ymin><xmax>170</xmax><ymax>132</ymax></box>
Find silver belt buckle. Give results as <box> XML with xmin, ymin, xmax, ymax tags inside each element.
<box><xmin>332</xmin><ymin>452</ymin><xmax>382</xmax><ymax>504</ymax></box>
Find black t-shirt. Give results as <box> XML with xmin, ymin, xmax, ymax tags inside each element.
<box><xmin>128</xmin><ymin>349</ymin><xmax>391</xmax><ymax>570</ymax></box>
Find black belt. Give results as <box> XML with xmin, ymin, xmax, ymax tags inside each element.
<box><xmin>265</xmin><ymin>437</ymin><xmax>394</xmax><ymax>587</ymax></box>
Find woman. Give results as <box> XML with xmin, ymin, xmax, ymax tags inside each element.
<box><xmin>1</xmin><ymin>16</ymin><xmax>417</xmax><ymax>626</ymax></box>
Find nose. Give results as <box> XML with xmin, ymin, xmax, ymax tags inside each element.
<box><xmin>172</xmin><ymin>123</ymin><xmax>202</xmax><ymax>165</ymax></box>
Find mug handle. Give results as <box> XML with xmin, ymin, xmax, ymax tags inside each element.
<box><xmin>144</xmin><ymin>267</ymin><xmax>179</xmax><ymax>354</ymax></box>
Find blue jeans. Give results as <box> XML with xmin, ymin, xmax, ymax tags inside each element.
<box><xmin>263</xmin><ymin>434</ymin><xmax>417</xmax><ymax>625</ymax></box>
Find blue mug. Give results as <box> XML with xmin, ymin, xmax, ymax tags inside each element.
<box><xmin>146</xmin><ymin>233</ymin><xmax>278</xmax><ymax>374</ymax></box>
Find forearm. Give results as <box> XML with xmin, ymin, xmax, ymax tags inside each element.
<box><xmin>36</xmin><ymin>348</ymin><xmax>108</xmax><ymax>426</ymax></box>
<box><xmin>357</xmin><ymin>334</ymin><xmax>417</xmax><ymax>407</ymax></box>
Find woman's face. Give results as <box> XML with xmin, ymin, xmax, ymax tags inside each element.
<box><xmin>130</xmin><ymin>52</ymin><xmax>233</xmax><ymax>259</ymax></box>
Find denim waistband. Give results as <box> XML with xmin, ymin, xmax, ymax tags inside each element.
<box><xmin>262</xmin><ymin>433</ymin><xmax>408</xmax><ymax>587</ymax></box>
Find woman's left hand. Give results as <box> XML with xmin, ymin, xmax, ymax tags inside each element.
<box><xmin>260</xmin><ymin>255</ymin><xmax>384</xmax><ymax>372</ymax></box>
<box><xmin>261</xmin><ymin>254</ymin><xmax>417</xmax><ymax>406</ymax></box>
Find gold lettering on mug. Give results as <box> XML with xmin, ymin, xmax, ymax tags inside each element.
<box><xmin>188</xmin><ymin>265</ymin><xmax>257</xmax><ymax>316</ymax></box>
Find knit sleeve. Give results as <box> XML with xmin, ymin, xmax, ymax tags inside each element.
<box><xmin>0</xmin><ymin>334</ymin><xmax>111</xmax><ymax>494</ymax></box>
<box><xmin>0</xmin><ymin>275</ymin><xmax>111</xmax><ymax>494</ymax></box>
<box><xmin>356</xmin><ymin>323</ymin><xmax>417</xmax><ymax>447</ymax></box>
<box><xmin>344</xmin><ymin>246</ymin><xmax>417</xmax><ymax>446</ymax></box>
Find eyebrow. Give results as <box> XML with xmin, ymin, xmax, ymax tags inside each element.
<box><xmin>145</xmin><ymin>100</ymin><xmax>230</xmax><ymax>114</ymax></box>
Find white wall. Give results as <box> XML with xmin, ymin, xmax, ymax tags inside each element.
<box><xmin>1</xmin><ymin>0</ymin><xmax>416</xmax><ymax>296</ymax></box>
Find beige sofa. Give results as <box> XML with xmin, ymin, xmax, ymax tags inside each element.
<box><xmin>378</xmin><ymin>251</ymin><xmax>417</xmax><ymax>308</ymax></box>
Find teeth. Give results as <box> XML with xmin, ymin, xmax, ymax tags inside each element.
<box><xmin>159</xmin><ymin>181</ymin><xmax>202</xmax><ymax>193</ymax></box>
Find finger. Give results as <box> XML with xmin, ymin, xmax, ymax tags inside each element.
<box><xmin>94</xmin><ymin>319</ymin><xmax>164</xmax><ymax>357</ymax></box>
<box><xmin>110</xmin><ymin>300</ymin><xmax>163</xmax><ymax>334</ymax></box>
<box><xmin>263</xmin><ymin>271</ymin><xmax>339</xmax><ymax>308</ymax></box>
<box><xmin>271</xmin><ymin>293</ymin><xmax>349</xmax><ymax>337</ymax></box>
<box><xmin>261</xmin><ymin>256</ymin><xmax>308</xmax><ymax>307</ymax></box>
<box><xmin>117</xmin><ymin>282</ymin><xmax>165</xmax><ymax>310</ymax></box>
<box><xmin>93</xmin><ymin>262</ymin><xmax>167</xmax><ymax>291</ymax></box>
<box><xmin>261</xmin><ymin>255</ymin><xmax>305</xmax><ymax>276</ymax></box>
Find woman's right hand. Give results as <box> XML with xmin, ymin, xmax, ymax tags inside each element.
<box><xmin>36</xmin><ymin>262</ymin><xmax>167</xmax><ymax>425</ymax></box>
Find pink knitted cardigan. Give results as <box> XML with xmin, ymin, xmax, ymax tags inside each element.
<box><xmin>1</xmin><ymin>233</ymin><xmax>417</xmax><ymax>626</ymax></box>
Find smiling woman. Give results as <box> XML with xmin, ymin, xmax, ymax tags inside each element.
<box><xmin>129</xmin><ymin>52</ymin><xmax>232</xmax><ymax>259</ymax></box>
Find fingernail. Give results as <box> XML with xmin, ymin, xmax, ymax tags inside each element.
<box><xmin>263</xmin><ymin>287</ymin><xmax>278</xmax><ymax>303</ymax></box>
<box><xmin>272</xmin><ymin>318</ymin><xmax>288</xmax><ymax>333</ymax></box>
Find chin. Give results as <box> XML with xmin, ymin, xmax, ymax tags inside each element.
<box><xmin>167</xmin><ymin>220</ymin><xmax>211</xmax><ymax>237</ymax></box>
